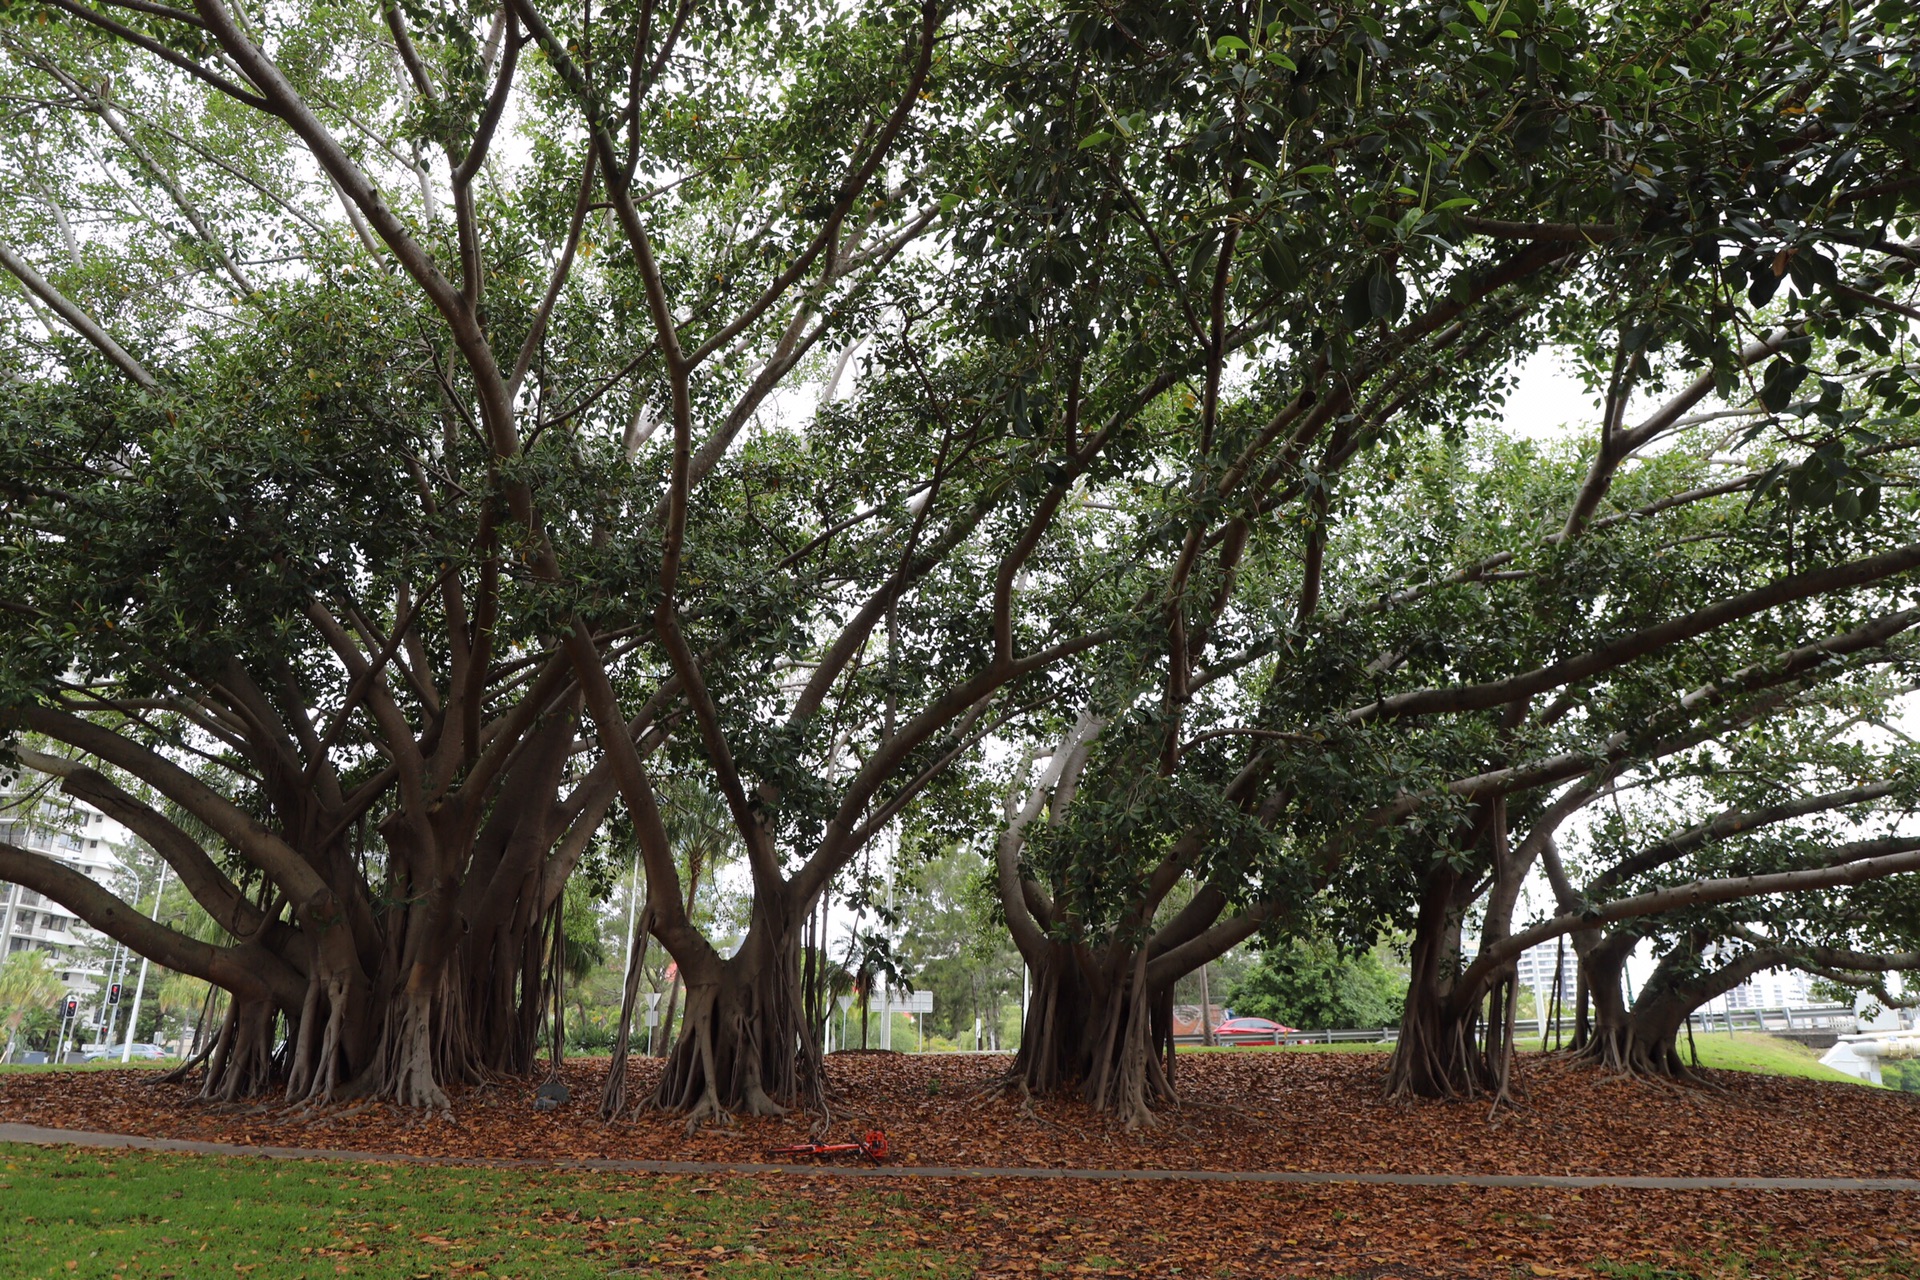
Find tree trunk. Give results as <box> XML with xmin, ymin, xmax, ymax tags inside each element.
<box><xmin>256</xmin><ymin>879</ymin><xmax>553</xmax><ymax>1110</ymax></box>
<box><xmin>601</xmin><ymin>901</ymin><xmax>654</xmax><ymax>1120</ymax></box>
<box><xmin>649</xmin><ymin>903</ymin><xmax>817</xmax><ymax>1128</ymax></box>
<box><xmin>1386</xmin><ymin>802</ymin><xmax>1534</xmax><ymax>1102</ymax></box>
<box><xmin>1566</xmin><ymin>931</ymin><xmax>1634</xmax><ymax>1057</ymax></box>
<box><xmin>1385</xmin><ymin>862</ymin><xmax>1502</xmax><ymax>1099</ymax></box>
<box><xmin>1008</xmin><ymin>939</ymin><xmax>1174</xmax><ymax>1129</ymax></box>
<box><xmin>1570</xmin><ymin>931</ymin><xmax>1775</xmax><ymax>1081</ymax></box>
<box><xmin>198</xmin><ymin>992</ymin><xmax>279</xmax><ymax>1103</ymax></box>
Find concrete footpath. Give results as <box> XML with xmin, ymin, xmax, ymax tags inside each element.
<box><xmin>3</xmin><ymin>1122</ymin><xmax>1918</xmax><ymax>1192</ymax></box>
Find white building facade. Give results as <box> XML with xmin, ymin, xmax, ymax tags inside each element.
<box><xmin>1720</xmin><ymin>966</ymin><xmax>1819</xmax><ymax>1011</ymax></box>
<box><xmin>0</xmin><ymin>794</ymin><xmax>125</xmax><ymax>990</ymax></box>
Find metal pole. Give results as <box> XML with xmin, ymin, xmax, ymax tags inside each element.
<box><xmin>121</xmin><ymin>863</ymin><xmax>167</xmax><ymax>1062</ymax></box>
<box><xmin>621</xmin><ymin>854</ymin><xmax>640</xmax><ymax>974</ymax></box>
<box><xmin>104</xmin><ymin>925</ymin><xmax>138</xmax><ymax>1048</ymax></box>
<box><xmin>96</xmin><ymin>866</ymin><xmax>143</xmax><ymax>1053</ymax></box>
<box><xmin>99</xmin><ymin>945</ymin><xmax>124</xmax><ymax>1051</ymax></box>
<box><xmin>0</xmin><ymin>881</ymin><xmax>21</xmax><ymax>957</ymax></box>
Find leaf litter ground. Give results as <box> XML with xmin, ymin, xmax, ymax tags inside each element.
<box><xmin>5</xmin><ymin>1050</ymin><xmax>1917</xmax><ymax>1278</ymax></box>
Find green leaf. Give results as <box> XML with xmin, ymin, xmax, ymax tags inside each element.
<box><xmin>1367</xmin><ymin>268</ymin><xmax>1407</xmax><ymax>320</ymax></box>
<box><xmin>1757</xmin><ymin>359</ymin><xmax>1809</xmax><ymax>412</ymax></box>
<box><xmin>1341</xmin><ymin>278</ymin><xmax>1373</xmax><ymax>329</ymax></box>
<box><xmin>1077</xmin><ymin>130</ymin><xmax>1112</xmax><ymax>150</ymax></box>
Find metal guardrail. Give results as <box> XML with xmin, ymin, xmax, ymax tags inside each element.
<box><xmin>1173</xmin><ymin>1027</ymin><xmax>1399</xmax><ymax>1047</ymax></box>
<box><xmin>1171</xmin><ymin>1005</ymin><xmax>1870</xmax><ymax>1048</ymax></box>
<box><xmin>1682</xmin><ymin>1003</ymin><xmax>1858</xmax><ymax>1034</ymax></box>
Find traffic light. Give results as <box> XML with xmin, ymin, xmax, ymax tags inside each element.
<box><xmin>64</xmin><ymin>997</ymin><xmax>78</xmax><ymax>1019</ymax></box>
<box><xmin>107</xmin><ymin>982</ymin><xmax>121</xmax><ymax>1005</ymax></box>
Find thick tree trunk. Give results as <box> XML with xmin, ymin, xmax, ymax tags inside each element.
<box><xmin>199</xmin><ymin>993</ymin><xmax>279</xmax><ymax>1103</ymax></box>
<box><xmin>1384</xmin><ymin>863</ymin><xmax>1508</xmax><ymax>1099</ymax></box>
<box><xmin>1387</xmin><ymin>803</ymin><xmax>1534</xmax><ymax>1102</ymax></box>
<box><xmin>1008</xmin><ymin>939</ymin><xmax>1174</xmax><ymax>1129</ymax></box>
<box><xmin>1574</xmin><ymin>1001</ymin><xmax>1692</xmax><ymax>1077</ymax></box>
<box><xmin>1570</xmin><ymin>931</ymin><xmax>1766</xmax><ymax>1081</ymax></box>
<box><xmin>189</xmin><ymin>906</ymin><xmax>553</xmax><ymax>1109</ymax></box>
<box><xmin>650</xmin><ymin>905</ymin><xmax>816</xmax><ymax>1128</ymax></box>
<box><xmin>1385</xmin><ymin>955</ymin><xmax>1501</xmax><ymax>1099</ymax></box>
<box><xmin>1566</xmin><ymin>932</ymin><xmax>1633</xmax><ymax>1055</ymax></box>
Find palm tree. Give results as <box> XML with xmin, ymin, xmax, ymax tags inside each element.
<box><xmin>0</xmin><ymin>951</ymin><xmax>63</xmax><ymax>1061</ymax></box>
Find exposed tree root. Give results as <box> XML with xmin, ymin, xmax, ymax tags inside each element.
<box><xmin>1385</xmin><ymin>977</ymin><xmax>1525</xmax><ymax>1108</ymax></box>
<box><xmin>198</xmin><ymin>996</ymin><xmax>278</xmax><ymax>1103</ymax></box>
<box><xmin>1000</xmin><ymin>948</ymin><xmax>1177</xmax><ymax>1127</ymax></box>
<box><xmin>1566</xmin><ymin>1021</ymin><xmax>1719</xmax><ymax>1088</ymax></box>
<box><xmin>649</xmin><ymin>938</ymin><xmax>813</xmax><ymax>1129</ymax></box>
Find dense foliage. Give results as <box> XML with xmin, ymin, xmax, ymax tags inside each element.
<box><xmin>1</xmin><ymin>0</ymin><xmax>1919</xmax><ymax>1123</ymax></box>
<box><xmin>1227</xmin><ymin>939</ymin><xmax>1407</xmax><ymax>1031</ymax></box>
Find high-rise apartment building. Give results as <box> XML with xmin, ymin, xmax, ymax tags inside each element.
<box><xmin>0</xmin><ymin>794</ymin><xmax>126</xmax><ymax>990</ymax></box>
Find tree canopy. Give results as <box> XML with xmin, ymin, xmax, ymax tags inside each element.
<box><xmin>2</xmin><ymin>0</ymin><xmax>1919</xmax><ymax>1122</ymax></box>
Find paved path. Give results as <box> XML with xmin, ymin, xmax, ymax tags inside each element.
<box><xmin>3</xmin><ymin>1123</ymin><xmax>1917</xmax><ymax>1192</ymax></box>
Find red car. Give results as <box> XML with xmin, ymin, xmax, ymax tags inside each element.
<box><xmin>1210</xmin><ymin>1016</ymin><xmax>1298</xmax><ymax>1045</ymax></box>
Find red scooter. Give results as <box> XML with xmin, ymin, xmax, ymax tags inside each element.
<box><xmin>766</xmin><ymin>1130</ymin><xmax>891</xmax><ymax>1163</ymax></box>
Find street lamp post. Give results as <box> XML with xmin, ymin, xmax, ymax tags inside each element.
<box><xmin>121</xmin><ymin>862</ymin><xmax>169</xmax><ymax>1062</ymax></box>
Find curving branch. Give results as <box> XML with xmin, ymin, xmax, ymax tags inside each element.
<box><xmin>19</xmin><ymin>706</ymin><xmax>335</xmax><ymax>911</ymax></box>
<box><xmin>1349</xmin><ymin>543</ymin><xmax>1920</xmax><ymax>724</ymax></box>
<box><xmin>0</xmin><ymin>840</ymin><xmax>303</xmax><ymax>1006</ymax></box>
<box><xmin>0</xmin><ymin>242</ymin><xmax>159</xmax><ymax>389</ymax></box>
<box><xmin>1465</xmin><ymin>833</ymin><xmax>1920</xmax><ymax>992</ymax></box>
<box><xmin>14</xmin><ymin>746</ymin><xmax>264</xmax><ymax>939</ymax></box>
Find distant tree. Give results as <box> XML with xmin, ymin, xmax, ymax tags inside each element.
<box><xmin>894</xmin><ymin>843</ymin><xmax>1023</xmax><ymax>1047</ymax></box>
<box><xmin>0</xmin><ymin>951</ymin><xmax>63</xmax><ymax>1060</ymax></box>
<box><xmin>1227</xmin><ymin>939</ymin><xmax>1406</xmax><ymax>1032</ymax></box>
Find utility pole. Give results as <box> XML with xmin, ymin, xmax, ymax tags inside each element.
<box><xmin>0</xmin><ymin>881</ymin><xmax>21</xmax><ymax>958</ymax></box>
<box><xmin>621</xmin><ymin>853</ymin><xmax>640</xmax><ymax>974</ymax></box>
<box><xmin>55</xmin><ymin>997</ymin><xmax>77</xmax><ymax>1063</ymax></box>
<box><xmin>1199</xmin><ymin>962</ymin><xmax>1215</xmax><ymax>1047</ymax></box>
<box><xmin>121</xmin><ymin>862</ymin><xmax>168</xmax><ymax>1061</ymax></box>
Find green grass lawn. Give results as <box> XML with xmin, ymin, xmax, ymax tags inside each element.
<box><xmin>1178</xmin><ymin>1039</ymin><xmax>1392</xmax><ymax>1054</ymax></box>
<box><xmin>0</xmin><ymin>1143</ymin><xmax>961</xmax><ymax>1279</ymax></box>
<box><xmin>4</xmin><ymin>1143</ymin><xmax>1909</xmax><ymax>1280</ymax></box>
<box><xmin>1654</xmin><ymin>1031</ymin><xmax>1872</xmax><ymax>1084</ymax></box>
<box><xmin>0</xmin><ymin>1059</ymin><xmax>180</xmax><ymax>1076</ymax></box>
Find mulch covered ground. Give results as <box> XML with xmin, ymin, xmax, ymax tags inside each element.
<box><xmin>6</xmin><ymin>1050</ymin><xmax>1920</xmax><ymax>1277</ymax></box>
